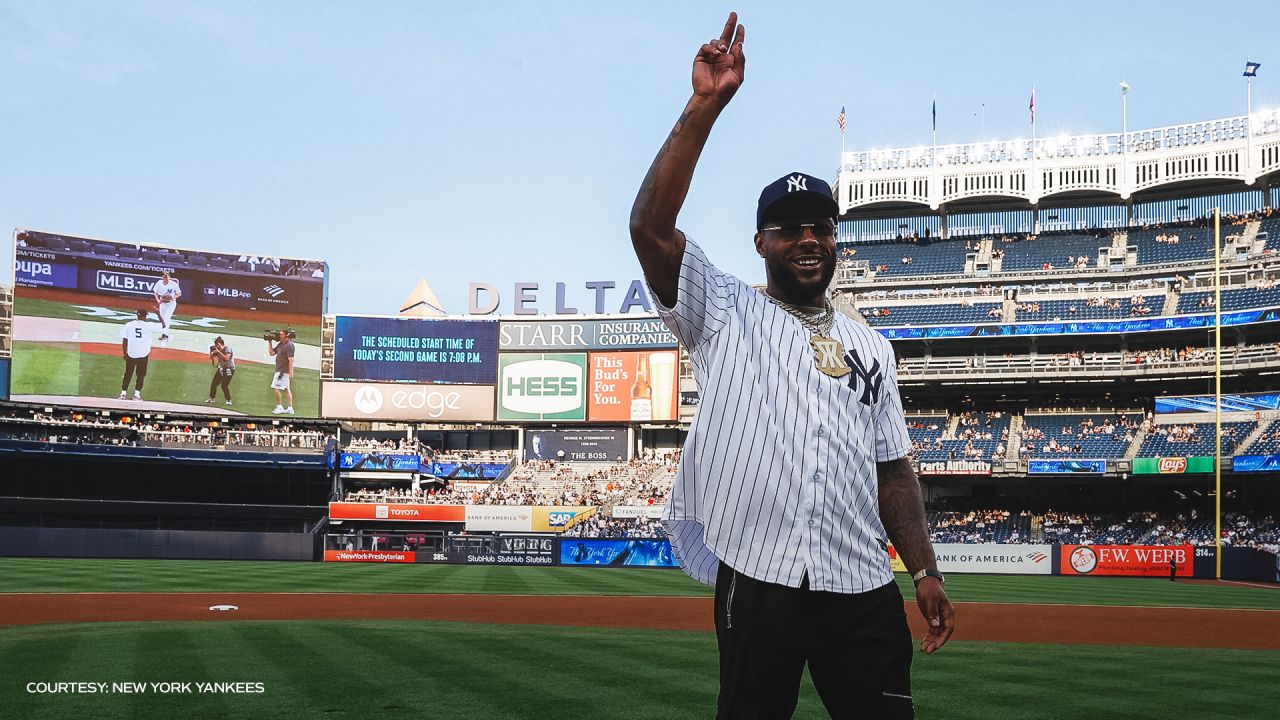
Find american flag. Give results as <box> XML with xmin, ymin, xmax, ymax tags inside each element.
<box><xmin>1029</xmin><ymin>87</ymin><xmax>1036</xmax><ymax>125</ymax></box>
<box><xmin>837</xmin><ymin>106</ymin><xmax>846</xmax><ymax>134</ymax></box>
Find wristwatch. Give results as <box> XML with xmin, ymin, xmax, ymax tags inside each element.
<box><xmin>911</xmin><ymin>568</ymin><xmax>945</xmax><ymax>586</ymax></box>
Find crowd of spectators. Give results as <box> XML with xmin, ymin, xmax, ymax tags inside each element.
<box><xmin>0</xmin><ymin>405</ymin><xmax>334</xmax><ymax>449</ymax></box>
<box><xmin>1020</xmin><ymin>414</ymin><xmax>1140</xmax><ymax>455</ymax></box>
<box><xmin>562</xmin><ymin>515</ymin><xmax>667</xmax><ymax>539</ymax></box>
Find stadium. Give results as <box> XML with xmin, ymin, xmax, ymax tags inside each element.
<box><xmin>4</xmin><ymin>89</ymin><xmax>1280</xmax><ymax>720</ymax></box>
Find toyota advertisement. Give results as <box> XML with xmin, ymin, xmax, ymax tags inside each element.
<box><xmin>321</xmin><ymin>381</ymin><xmax>495</xmax><ymax>421</ymax></box>
<box><xmin>332</xmin><ymin>316</ymin><xmax>498</xmax><ymax>384</ymax></box>
<box><xmin>11</xmin><ymin>229</ymin><xmax>326</xmax><ymax>416</ymax></box>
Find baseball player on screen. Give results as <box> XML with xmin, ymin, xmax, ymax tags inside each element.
<box><xmin>152</xmin><ymin>270</ymin><xmax>181</xmax><ymax>343</ymax></box>
<box><xmin>630</xmin><ymin>13</ymin><xmax>953</xmax><ymax>718</ymax></box>
<box><xmin>119</xmin><ymin>308</ymin><xmax>167</xmax><ymax>401</ymax></box>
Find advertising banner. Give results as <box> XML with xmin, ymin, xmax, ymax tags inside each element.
<box><xmin>497</xmin><ymin>353</ymin><xmax>587</xmax><ymax>421</ymax></box>
<box><xmin>559</xmin><ymin>539</ymin><xmax>678</xmax><ymax>567</ymax></box>
<box><xmin>525</xmin><ymin>428</ymin><xmax>628</xmax><ymax>462</ymax></box>
<box><xmin>0</xmin><ymin>358</ymin><xmax>9</xmax><ymax>399</ymax></box>
<box><xmin>1132</xmin><ymin>457</ymin><xmax>1215</xmax><ymax>474</ymax></box>
<box><xmin>321</xmin><ymin>381</ymin><xmax>495</xmax><ymax>421</ymax></box>
<box><xmin>332</xmin><ymin>316</ymin><xmax>498</xmax><ymax>384</ymax></box>
<box><xmin>464</xmin><ymin>506</ymin><xmax>534</xmax><ymax>532</ymax></box>
<box><xmin>611</xmin><ymin>505</ymin><xmax>665</xmax><ymax>519</ymax></box>
<box><xmin>12</xmin><ymin>232</ymin><xmax>325</xmax><ymax>417</ymax></box>
<box><xmin>1232</xmin><ymin>455</ymin><xmax>1280</xmax><ymax>472</ymax></box>
<box><xmin>323</xmin><ymin>550</ymin><xmax>416</xmax><ymax>563</ymax></box>
<box><xmin>428</xmin><ymin>462</ymin><xmax>508</xmax><ymax>479</ymax></box>
<box><xmin>885</xmin><ymin>544</ymin><xmax>908</xmax><ymax>573</ymax></box>
<box><xmin>877</xmin><ymin>308</ymin><xmax>1272</xmax><ymax>340</ymax></box>
<box><xmin>327</xmin><ymin>503</ymin><xmax>466</xmax><ymax>522</ymax></box>
<box><xmin>532</xmin><ymin>506</ymin><xmax>596</xmax><ymax>532</ymax></box>
<box><xmin>1060</xmin><ymin>545</ymin><xmax>1194</xmax><ymax>576</ymax></box>
<box><xmin>421</xmin><ymin>533</ymin><xmax>558</xmax><ymax>565</ymax></box>
<box><xmin>1028</xmin><ymin>459</ymin><xmax>1107</xmax><ymax>474</ymax></box>
<box><xmin>499</xmin><ymin>318</ymin><xmax>678</xmax><ymax>351</ymax></box>
<box><xmin>586</xmin><ymin>350</ymin><xmax>680</xmax><ymax>422</ymax></box>
<box><xmin>930</xmin><ymin>543</ymin><xmax>1053</xmax><ymax>574</ymax></box>
<box><xmin>1155</xmin><ymin>392</ymin><xmax>1280</xmax><ymax>414</ymax></box>
<box><xmin>337</xmin><ymin>452</ymin><xmax>421</xmax><ymax>472</ymax></box>
<box><xmin>918</xmin><ymin>459</ymin><xmax>992</xmax><ymax>476</ymax></box>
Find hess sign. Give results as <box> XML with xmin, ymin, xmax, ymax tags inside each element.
<box><xmin>497</xmin><ymin>353</ymin><xmax>587</xmax><ymax>421</ymax></box>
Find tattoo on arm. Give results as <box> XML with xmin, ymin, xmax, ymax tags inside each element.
<box><xmin>877</xmin><ymin>457</ymin><xmax>936</xmax><ymax>573</ymax></box>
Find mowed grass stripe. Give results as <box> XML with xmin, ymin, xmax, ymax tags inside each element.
<box><xmin>3</xmin><ymin>621</ymin><xmax>1278</xmax><ymax>720</ymax></box>
<box><xmin>2</xmin><ymin>558</ymin><xmax>1276</xmax><ymax>609</ymax></box>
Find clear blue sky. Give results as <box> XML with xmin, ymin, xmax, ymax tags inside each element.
<box><xmin>2</xmin><ymin>1</ymin><xmax>1274</xmax><ymax>315</ymax></box>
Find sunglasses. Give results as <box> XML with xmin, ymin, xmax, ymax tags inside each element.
<box><xmin>759</xmin><ymin>222</ymin><xmax>837</xmax><ymax>239</ymax></box>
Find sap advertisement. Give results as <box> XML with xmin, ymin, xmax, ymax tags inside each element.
<box><xmin>321</xmin><ymin>381</ymin><xmax>495</xmax><ymax>422</ymax></box>
<box><xmin>499</xmin><ymin>318</ymin><xmax>678</xmax><ymax>351</ymax></box>
<box><xmin>560</xmin><ymin>539</ymin><xmax>679</xmax><ymax>567</ymax></box>
<box><xmin>525</xmin><ymin>427</ymin><xmax>629</xmax><ymax>462</ymax></box>
<box><xmin>587</xmin><ymin>351</ymin><xmax>680</xmax><ymax>422</ymax></box>
<box><xmin>497</xmin><ymin>353</ymin><xmax>587</xmax><ymax>421</ymax></box>
<box><xmin>333</xmin><ymin>316</ymin><xmax>498</xmax><ymax>385</ymax></box>
<box><xmin>338</xmin><ymin>452</ymin><xmax>421</xmax><ymax>472</ymax></box>
<box><xmin>12</xmin><ymin>230</ymin><xmax>326</xmax><ymax>417</ymax></box>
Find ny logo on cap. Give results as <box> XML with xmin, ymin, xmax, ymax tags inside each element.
<box><xmin>786</xmin><ymin>175</ymin><xmax>808</xmax><ymax>192</ymax></box>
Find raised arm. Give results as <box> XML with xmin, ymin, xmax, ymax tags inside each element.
<box><xmin>877</xmin><ymin>457</ymin><xmax>954</xmax><ymax>654</ymax></box>
<box><xmin>629</xmin><ymin>12</ymin><xmax>744</xmax><ymax>308</ymax></box>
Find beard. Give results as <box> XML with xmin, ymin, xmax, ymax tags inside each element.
<box><xmin>764</xmin><ymin>253</ymin><xmax>835</xmax><ymax>305</ymax></box>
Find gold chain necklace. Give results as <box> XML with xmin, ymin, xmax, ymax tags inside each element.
<box><xmin>765</xmin><ymin>294</ymin><xmax>851</xmax><ymax>378</ymax></box>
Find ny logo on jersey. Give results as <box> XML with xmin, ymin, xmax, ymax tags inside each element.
<box><xmin>786</xmin><ymin>175</ymin><xmax>808</xmax><ymax>192</ymax></box>
<box><xmin>843</xmin><ymin>347</ymin><xmax>883</xmax><ymax>406</ymax></box>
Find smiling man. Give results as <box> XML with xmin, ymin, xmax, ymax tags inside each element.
<box><xmin>629</xmin><ymin>12</ymin><xmax>954</xmax><ymax>719</ymax></box>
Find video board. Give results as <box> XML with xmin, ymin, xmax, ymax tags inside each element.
<box><xmin>496</xmin><ymin>353</ymin><xmax>588</xmax><ymax>421</ymax></box>
<box><xmin>333</xmin><ymin>316</ymin><xmax>498</xmax><ymax>384</ymax></box>
<box><xmin>586</xmin><ymin>350</ymin><xmax>679</xmax><ymax>422</ymax></box>
<box><xmin>524</xmin><ymin>427</ymin><xmax>628</xmax><ymax>462</ymax></box>
<box><xmin>11</xmin><ymin>229</ymin><xmax>326</xmax><ymax>416</ymax></box>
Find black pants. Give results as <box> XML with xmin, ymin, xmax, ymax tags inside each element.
<box><xmin>714</xmin><ymin>562</ymin><xmax>914</xmax><ymax>719</ymax></box>
<box><xmin>209</xmin><ymin>368</ymin><xmax>234</xmax><ymax>401</ymax></box>
<box><xmin>121</xmin><ymin>356</ymin><xmax>149</xmax><ymax>392</ymax></box>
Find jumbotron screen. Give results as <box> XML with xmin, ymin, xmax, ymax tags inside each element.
<box><xmin>10</xmin><ymin>229</ymin><xmax>327</xmax><ymax>417</ymax></box>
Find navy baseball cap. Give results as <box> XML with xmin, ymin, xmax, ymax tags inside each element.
<box><xmin>756</xmin><ymin>172</ymin><xmax>839</xmax><ymax>230</ymax></box>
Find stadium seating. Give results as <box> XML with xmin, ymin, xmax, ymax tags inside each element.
<box><xmin>117</xmin><ymin>246</ymin><xmax>140</xmax><ymax>259</ymax></box>
<box><xmin>93</xmin><ymin>243</ymin><xmax>117</xmax><ymax>257</ymax></box>
<box><xmin>1177</xmin><ymin>287</ymin><xmax>1280</xmax><ymax>313</ymax></box>
<box><xmin>860</xmin><ymin>302</ymin><xmax>1001</xmax><ymax>326</ymax></box>
<box><xmin>1129</xmin><ymin>224</ymin><xmax>1213</xmax><ymax>265</ymax></box>
<box><xmin>1136</xmin><ymin>421</ymin><xmax>1256</xmax><ymax>457</ymax></box>
<box><xmin>839</xmin><ymin>239</ymin><xmax>970</xmax><ymax>277</ymax></box>
<box><xmin>1240</xmin><ymin>419</ymin><xmax>1280</xmax><ymax>455</ymax></box>
<box><xmin>917</xmin><ymin>411</ymin><xmax>1009</xmax><ymax>461</ymax></box>
<box><xmin>1020</xmin><ymin>413</ymin><xmax>1141</xmax><ymax>458</ymax></box>
<box><xmin>1019</xmin><ymin>296</ymin><xmax>1164</xmax><ymax>321</ymax></box>
<box><xmin>998</xmin><ymin>233</ymin><xmax>1110</xmax><ymax>272</ymax></box>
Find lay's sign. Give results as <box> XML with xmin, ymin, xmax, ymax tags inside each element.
<box><xmin>1132</xmin><ymin>457</ymin><xmax>1215</xmax><ymax>475</ymax></box>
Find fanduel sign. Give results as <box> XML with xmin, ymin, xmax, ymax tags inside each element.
<box><xmin>469</xmin><ymin>280</ymin><xmax>654</xmax><ymax>316</ymax></box>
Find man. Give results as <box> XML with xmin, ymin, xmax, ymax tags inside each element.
<box><xmin>207</xmin><ymin>336</ymin><xmax>235</xmax><ymax>406</ymax></box>
<box><xmin>119</xmin><ymin>308</ymin><xmax>167</xmax><ymax>401</ymax></box>
<box><xmin>267</xmin><ymin>329</ymin><xmax>295</xmax><ymax>414</ymax></box>
<box><xmin>629</xmin><ymin>14</ymin><xmax>953</xmax><ymax>718</ymax></box>
<box><xmin>151</xmin><ymin>270</ymin><xmax>181</xmax><ymax>343</ymax></box>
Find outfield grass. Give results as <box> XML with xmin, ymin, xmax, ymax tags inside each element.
<box><xmin>11</xmin><ymin>342</ymin><xmax>320</xmax><ymax>417</ymax></box>
<box><xmin>2</xmin><ymin>558</ymin><xmax>1277</xmax><ymax>609</ymax></box>
<box><xmin>2</xmin><ymin>620</ymin><xmax>1276</xmax><ymax>720</ymax></box>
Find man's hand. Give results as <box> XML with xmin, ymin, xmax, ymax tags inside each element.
<box><xmin>692</xmin><ymin>13</ymin><xmax>745</xmax><ymax>106</ymax></box>
<box><xmin>914</xmin><ymin>578</ymin><xmax>955</xmax><ymax>654</ymax></box>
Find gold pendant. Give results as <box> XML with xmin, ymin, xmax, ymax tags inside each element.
<box><xmin>810</xmin><ymin>335</ymin><xmax>851</xmax><ymax>378</ymax></box>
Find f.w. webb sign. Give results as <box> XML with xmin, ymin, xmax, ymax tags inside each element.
<box><xmin>322</xmin><ymin>382</ymin><xmax>495</xmax><ymax>421</ymax></box>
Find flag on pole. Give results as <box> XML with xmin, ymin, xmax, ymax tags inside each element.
<box><xmin>1244</xmin><ymin>61</ymin><xmax>1261</xmax><ymax>77</ymax></box>
<box><xmin>932</xmin><ymin>98</ymin><xmax>936</xmax><ymax>132</ymax></box>
<box><xmin>837</xmin><ymin>106</ymin><xmax>846</xmax><ymax>134</ymax></box>
<box><xmin>1120</xmin><ymin>80</ymin><xmax>1129</xmax><ymax>96</ymax></box>
<box><xmin>1029</xmin><ymin>87</ymin><xmax>1036</xmax><ymax>124</ymax></box>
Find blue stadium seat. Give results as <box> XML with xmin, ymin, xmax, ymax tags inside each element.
<box><xmin>998</xmin><ymin>233</ymin><xmax>1110</xmax><ymax>272</ymax></box>
<box><xmin>1020</xmin><ymin>413</ymin><xmax>1141</xmax><ymax>459</ymax></box>
<box><xmin>1129</xmin><ymin>224</ymin><xmax>1214</xmax><ymax>265</ymax></box>
<box><xmin>117</xmin><ymin>246</ymin><xmax>140</xmax><ymax>259</ymax></box>
<box><xmin>1177</xmin><ymin>288</ymin><xmax>1280</xmax><ymax>314</ymax></box>
<box><xmin>839</xmin><ymin>238</ymin><xmax>970</xmax><ymax>277</ymax></box>
<box><xmin>1136</xmin><ymin>421</ymin><xmax>1255</xmax><ymax>457</ymax></box>
<box><xmin>93</xmin><ymin>243</ymin><xmax>117</xmax><ymax>257</ymax></box>
<box><xmin>860</xmin><ymin>302</ymin><xmax>1001</xmax><ymax>326</ymax></box>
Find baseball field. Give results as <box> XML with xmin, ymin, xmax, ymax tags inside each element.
<box><xmin>2</xmin><ymin>558</ymin><xmax>1277</xmax><ymax>719</ymax></box>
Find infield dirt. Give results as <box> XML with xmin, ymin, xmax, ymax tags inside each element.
<box><xmin>2</xmin><ymin>593</ymin><xmax>1276</xmax><ymax>651</ymax></box>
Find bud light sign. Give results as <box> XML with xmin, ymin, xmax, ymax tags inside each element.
<box><xmin>497</xmin><ymin>353</ymin><xmax>587</xmax><ymax>421</ymax></box>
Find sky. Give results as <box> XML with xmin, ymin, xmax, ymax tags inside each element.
<box><xmin>1</xmin><ymin>0</ymin><xmax>1275</xmax><ymax>316</ymax></box>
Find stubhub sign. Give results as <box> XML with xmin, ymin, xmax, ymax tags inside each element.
<box><xmin>497</xmin><ymin>353</ymin><xmax>587</xmax><ymax>421</ymax></box>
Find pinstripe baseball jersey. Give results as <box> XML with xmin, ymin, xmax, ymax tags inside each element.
<box><xmin>651</xmin><ymin>237</ymin><xmax>911</xmax><ymax>593</ymax></box>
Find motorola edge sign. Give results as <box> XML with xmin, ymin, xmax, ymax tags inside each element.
<box><xmin>321</xmin><ymin>381</ymin><xmax>495</xmax><ymax>421</ymax></box>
